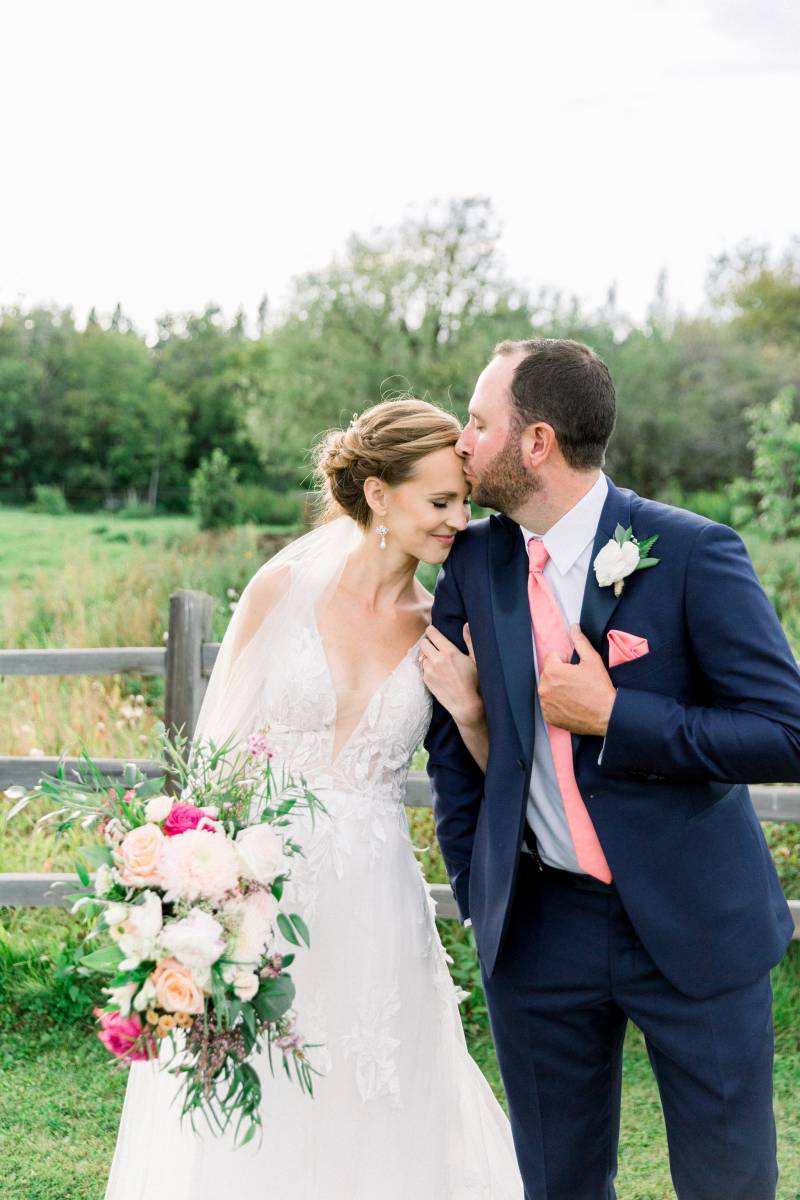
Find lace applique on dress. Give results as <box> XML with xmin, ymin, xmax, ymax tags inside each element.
<box><xmin>341</xmin><ymin>983</ymin><xmax>403</xmax><ymax>1109</ymax></box>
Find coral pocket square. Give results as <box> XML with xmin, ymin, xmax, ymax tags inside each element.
<box><xmin>607</xmin><ymin>629</ymin><xmax>650</xmax><ymax>668</ymax></box>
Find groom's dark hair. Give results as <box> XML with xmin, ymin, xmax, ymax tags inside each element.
<box><xmin>493</xmin><ymin>338</ymin><xmax>616</xmax><ymax>470</ymax></box>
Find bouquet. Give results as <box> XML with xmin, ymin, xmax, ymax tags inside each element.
<box><xmin>10</xmin><ymin>721</ymin><xmax>328</xmax><ymax>1147</ymax></box>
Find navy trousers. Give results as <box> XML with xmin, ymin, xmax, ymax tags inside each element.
<box><xmin>480</xmin><ymin>852</ymin><xmax>778</xmax><ymax>1200</ymax></box>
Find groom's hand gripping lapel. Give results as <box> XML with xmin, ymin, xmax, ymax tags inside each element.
<box><xmin>539</xmin><ymin>625</ymin><xmax>617</xmax><ymax>737</ymax></box>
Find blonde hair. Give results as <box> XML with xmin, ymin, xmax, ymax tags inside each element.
<box><xmin>313</xmin><ymin>398</ymin><xmax>462</xmax><ymax>526</ymax></box>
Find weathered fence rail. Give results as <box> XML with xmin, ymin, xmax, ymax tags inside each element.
<box><xmin>2</xmin><ymin>589</ymin><xmax>799</xmax><ymax>934</ymax></box>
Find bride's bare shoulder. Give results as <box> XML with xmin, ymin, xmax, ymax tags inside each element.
<box><xmin>245</xmin><ymin>559</ymin><xmax>293</xmax><ymax>606</ymax></box>
<box><xmin>231</xmin><ymin>561</ymin><xmax>293</xmax><ymax>660</ymax></box>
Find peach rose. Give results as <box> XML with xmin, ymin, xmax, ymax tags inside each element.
<box><xmin>119</xmin><ymin>823</ymin><xmax>164</xmax><ymax>885</ymax></box>
<box><xmin>152</xmin><ymin>958</ymin><xmax>204</xmax><ymax>1014</ymax></box>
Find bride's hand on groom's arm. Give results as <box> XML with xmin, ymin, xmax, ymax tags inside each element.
<box><xmin>420</xmin><ymin>623</ymin><xmax>489</xmax><ymax>772</ymax></box>
<box><xmin>539</xmin><ymin>626</ymin><xmax>618</xmax><ymax>737</ymax></box>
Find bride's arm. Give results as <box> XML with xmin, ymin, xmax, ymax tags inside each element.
<box><xmin>420</xmin><ymin>624</ymin><xmax>488</xmax><ymax>773</ymax></box>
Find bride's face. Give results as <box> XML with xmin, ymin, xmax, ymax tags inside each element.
<box><xmin>374</xmin><ymin>446</ymin><xmax>471</xmax><ymax>565</ymax></box>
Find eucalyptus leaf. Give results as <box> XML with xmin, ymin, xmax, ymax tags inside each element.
<box><xmin>81</xmin><ymin>943</ymin><xmax>125</xmax><ymax>974</ymax></box>
<box><xmin>252</xmin><ymin>975</ymin><xmax>295</xmax><ymax>1022</ymax></box>
<box><xmin>4</xmin><ymin>794</ymin><xmax>31</xmax><ymax>821</ymax></box>
<box><xmin>276</xmin><ymin>912</ymin><xmax>300</xmax><ymax>946</ymax></box>
<box><xmin>289</xmin><ymin>913</ymin><xmax>310</xmax><ymax>948</ymax></box>
<box><xmin>79</xmin><ymin>843</ymin><xmax>114</xmax><ymax>868</ymax></box>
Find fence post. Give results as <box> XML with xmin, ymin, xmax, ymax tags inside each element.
<box><xmin>163</xmin><ymin>589</ymin><xmax>215</xmax><ymax>776</ymax></box>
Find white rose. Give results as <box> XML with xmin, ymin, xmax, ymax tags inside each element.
<box><xmin>235</xmin><ymin>824</ymin><xmax>287</xmax><ymax>886</ymax></box>
<box><xmin>224</xmin><ymin>889</ymin><xmax>278</xmax><ymax>969</ymax></box>
<box><xmin>593</xmin><ymin>538</ymin><xmax>639</xmax><ymax>587</ymax></box>
<box><xmin>144</xmin><ymin>794</ymin><xmax>173</xmax><ymax>823</ymax></box>
<box><xmin>159</xmin><ymin>908</ymin><xmax>227</xmax><ymax>972</ymax></box>
<box><xmin>118</xmin><ymin>890</ymin><xmax>163</xmax><ymax>970</ymax></box>
<box><xmin>232</xmin><ymin>972</ymin><xmax>260</xmax><ymax>1002</ymax></box>
<box><xmin>104</xmin><ymin>902</ymin><xmax>129</xmax><ymax>927</ymax></box>
<box><xmin>102</xmin><ymin>981</ymin><xmax>138</xmax><ymax>1017</ymax></box>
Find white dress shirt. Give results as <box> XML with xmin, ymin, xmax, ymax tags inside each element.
<box><xmin>519</xmin><ymin>471</ymin><xmax>608</xmax><ymax>873</ymax></box>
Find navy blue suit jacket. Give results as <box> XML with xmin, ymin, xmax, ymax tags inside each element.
<box><xmin>424</xmin><ymin>477</ymin><xmax>800</xmax><ymax>999</ymax></box>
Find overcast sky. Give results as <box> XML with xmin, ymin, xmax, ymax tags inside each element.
<box><xmin>1</xmin><ymin>0</ymin><xmax>797</xmax><ymax>336</ymax></box>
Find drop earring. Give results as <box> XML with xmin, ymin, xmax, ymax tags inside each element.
<box><xmin>377</xmin><ymin>524</ymin><xmax>389</xmax><ymax>550</ymax></box>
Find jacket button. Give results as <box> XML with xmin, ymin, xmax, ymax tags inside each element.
<box><xmin>517</xmin><ymin>758</ymin><xmax>525</xmax><ymax>769</ymax></box>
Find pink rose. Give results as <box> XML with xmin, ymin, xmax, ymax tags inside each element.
<box><xmin>118</xmin><ymin>823</ymin><xmax>164</xmax><ymax>884</ymax></box>
<box><xmin>152</xmin><ymin>957</ymin><xmax>204</xmax><ymax>1014</ymax></box>
<box><xmin>164</xmin><ymin>804</ymin><xmax>213</xmax><ymax>838</ymax></box>
<box><xmin>93</xmin><ymin>1007</ymin><xmax>154</xmax><ymax>1061</ymax></box>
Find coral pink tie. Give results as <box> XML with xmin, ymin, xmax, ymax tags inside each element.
<box><xmin>527</xmin><ymin>538</ymin><xmax>612</xmax><ymax>883</ymax></box>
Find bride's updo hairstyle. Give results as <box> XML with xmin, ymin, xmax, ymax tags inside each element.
<box><xmin>313</xmin><ymin>398</ymin><xmax>462</xmax><ymax>527</ymax></box>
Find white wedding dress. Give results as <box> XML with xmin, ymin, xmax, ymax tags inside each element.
<box><xmin>103</xmin><ymin>519</ymin><xmax>523</xmax><ymax>1199</ymax></box>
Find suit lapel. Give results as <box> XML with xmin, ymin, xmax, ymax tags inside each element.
<box><xmin>572</xmin><ymin>480</ymin><xmax>632</xmax><ymax>662</ymax></box>
<box><xmin>570</xmin><ymin>477</ymin><xmax>633</xmax><ymax>754</ymax></box>
<box><xmin>488</xmin><ymin>513</ymin><xmax>535</xmax><ymax>759</ymax></box>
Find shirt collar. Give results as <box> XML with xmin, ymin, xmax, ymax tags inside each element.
<box><xmin>520</xmin><ymin>472</ymin><xmax>609</xmax><ymax>576</ymax></box>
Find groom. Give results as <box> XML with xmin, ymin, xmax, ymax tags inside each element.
<box><xmin>424</xmin><ymin>338</ymin><xmax>800</xmax><ymax>1199</ymax></box>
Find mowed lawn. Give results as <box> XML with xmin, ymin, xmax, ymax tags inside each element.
<box><xmin>2</xmin><ymin>507</ymin><xmax>800</xmax><ymax>1198</ymax></box>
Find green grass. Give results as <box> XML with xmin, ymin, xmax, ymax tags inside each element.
<box><xmin>0</xmin><ymin>945</ymin><xmax>797</xmax><ymax>1200</ymax></box>
<box><xmin>0</xmin><ymin>507</ymin><xmax>195</xmax><ymax>601</ymax></box>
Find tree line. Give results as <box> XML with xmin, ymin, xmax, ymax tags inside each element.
<box><xmin>1</xmin><ymin>198</ymin><xmax>799</xmax><ymax>516</ymax></box>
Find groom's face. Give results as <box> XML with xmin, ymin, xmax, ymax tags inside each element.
<box><xmin>456</xmin><ymin>352</ymin><xmax>540</xmax><ymax>515</ymax></box>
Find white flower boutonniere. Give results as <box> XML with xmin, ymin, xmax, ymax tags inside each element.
<box><xmin>593</xmin><ymin>525</ymin><xmax>660</xmax><ymax>598</ymax></box>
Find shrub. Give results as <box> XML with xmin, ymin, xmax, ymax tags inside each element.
<box><xmin>117</xmin><ymin>502</ymin><xmax>157</xmax><ymax>519</ymax></box>
<box><xmin>682</xmin><ymin>489</ymin><xmax>734</xmax><ymax>525</ymax></box>
<box><xmin>235</xmin><ymin>482</ymin><xmax>303</xmax><ymax>527</ymax></box>
<box><xmin>29</xmin><ymin>484</ymin><xmax>70</xmax><ymax>515</ymax></box>
<box><xmin>657</xmin><ymin>482</ymin><xmax>733</xmax><ymax>526</ymax></box>
<box><xmin>189</xmin><ymin>449</ymin><xmax>240</xmax><ymax>531</ymax></box>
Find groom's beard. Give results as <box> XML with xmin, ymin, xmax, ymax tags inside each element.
<box><xmin>469</xmin><ymin>428</ymin><xmax>541</xmax><ymax>514</ymax></box>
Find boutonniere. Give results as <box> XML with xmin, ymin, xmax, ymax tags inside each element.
<box><xmin>593</xmin><ymin>525</ymin><xmax>660</xmax><ymax>598</ymax></box>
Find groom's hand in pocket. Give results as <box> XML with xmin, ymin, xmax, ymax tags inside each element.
<box><xmin>539</xmin><ymin>625</ymin><xmax>617</xmax><ymax>736</ymax></box>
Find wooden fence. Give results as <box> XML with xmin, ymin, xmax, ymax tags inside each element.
<box><xmin>2</xmin><ymin>589</ymin><xmax>799</xmax><ymax>936</ymax></box>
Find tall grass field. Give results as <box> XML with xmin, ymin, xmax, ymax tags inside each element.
<box><xmin>1</xmin><ymin>507</ymin><xmax>799</xmax><ymax>1199</ymax></box>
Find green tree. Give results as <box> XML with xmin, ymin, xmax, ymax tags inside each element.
<box><xmin>729</xmin><ymin>387</ymin><xmax>800</xmax><ymax>540</ymax></box>
<box><xmin>153</xmin><ymin>305</ymin><xmax>264</xmax><ymax>489</ymax></box>
<box><xmin>709</xmin><ymin>239</ymin><xmax>800</xmax><ymax>348</ymax></box>
<box><xmin>0</xmin><ymin>305</ymin><xmax>79</xmax><ymax>500</ymax></box>
<box><xmin>190</xmin><ymin>448</ymin><xmax>240</xmax><ymax>530</ymax></box>
<box><xmin>245</xmin><ymin>197</ymin><xmax>533</xmax><ymax>484</ymax></box>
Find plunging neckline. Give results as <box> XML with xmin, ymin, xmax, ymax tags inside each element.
<box><xmin>310</xmin><ymin>610</ymin><xmax>426</xmax><ymax>768</ymax></box>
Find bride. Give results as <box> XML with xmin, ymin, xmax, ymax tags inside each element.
<box><xmin>103</xmin><ymin>398</ymin><xmax>523</xmax><ymax>1198</ymax></box>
